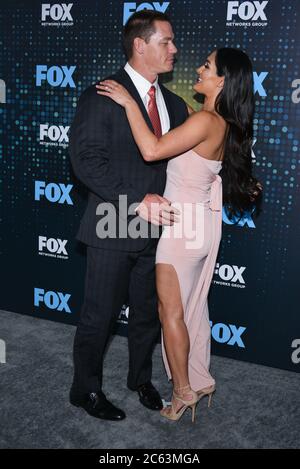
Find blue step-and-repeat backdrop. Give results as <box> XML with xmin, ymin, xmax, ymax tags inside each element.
<box><xmin>0</xmin><ymin>1</ymin><xmax>299</xmax><ymax>372</ymax></box>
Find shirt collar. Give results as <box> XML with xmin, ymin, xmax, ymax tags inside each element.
<box><xmin>124</xmin><ymin>62</ymin><xmax>158</xmax><ymax>99</ymax></box>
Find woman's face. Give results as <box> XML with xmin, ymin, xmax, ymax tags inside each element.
<box><xmin>193</xmin><ymin>51</ymin><xmax>224</xmax><ymax>96</ymax></box>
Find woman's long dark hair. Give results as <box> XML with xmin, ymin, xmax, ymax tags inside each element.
<box><xmin>215</xmin><ymin>47</ymin><xmax>262</xmax><ymax>218</ymax></box>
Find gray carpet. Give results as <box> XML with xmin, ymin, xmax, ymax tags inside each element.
<box><xmin>0</xmin><ymin>309</ymin><xmax>299</xmax><ymax>449</ymax></box>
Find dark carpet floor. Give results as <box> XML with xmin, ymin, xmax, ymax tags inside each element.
<box><xmin>0</xmin><ymin>309</ymin><xmax>299</xmax><ymax>449</ymax></box>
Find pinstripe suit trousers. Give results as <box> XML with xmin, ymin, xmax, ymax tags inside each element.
<box><xmin>72</xmin><ymin>240</ymin><xmax>160</xmax><ymax>395</ymax></box>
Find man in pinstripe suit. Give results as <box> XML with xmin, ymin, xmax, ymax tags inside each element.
<box><xmin>69</xmin><ymin>11</ymin><xmax>189</xmax><ymax>420</ymax></box>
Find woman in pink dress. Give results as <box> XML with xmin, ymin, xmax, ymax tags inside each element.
<box><xmin>96</xmin><ymin>48</ymin><xmax>261</xmax><ymax>422</ymax></box>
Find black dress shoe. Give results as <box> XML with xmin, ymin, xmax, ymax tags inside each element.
<box><xmin>70</xmin><ymin>391</ymin><xmax>126</xmax><ymax>421</ymax></box>
<box><xmin>137</xmin><ymin>382</ymin><xmax>163</xmax><ymax>410</ymax></box>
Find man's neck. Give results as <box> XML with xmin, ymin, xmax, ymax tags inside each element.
<box><xmin>128</xmin><ymin>60</ymin><xmax>158</xmax><ymax>84</ymax></box>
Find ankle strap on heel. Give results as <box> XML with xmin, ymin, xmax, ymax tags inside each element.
<box><xmin>174</xmin><ymin>384</ymin><xmax>191</xmax><ymax>393</ymax></box>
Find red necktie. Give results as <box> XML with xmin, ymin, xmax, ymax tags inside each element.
<box><xmin>147</xmin><ymin>85</ymin><xmax>162</xmax><ymax>138</ymax></box>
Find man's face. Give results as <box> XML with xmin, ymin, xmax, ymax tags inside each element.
<box><xmin>142</xmin><ymin>21</ymin><xmax>177</xmax><ymax>75</ymax></box>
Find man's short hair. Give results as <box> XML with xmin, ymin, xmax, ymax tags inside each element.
<box><xmin>123</xmin><ymin>10</ymin><xmax>170</xmax><ymax>59</ymax></box>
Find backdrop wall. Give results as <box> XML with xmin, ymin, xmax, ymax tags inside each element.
<box><xmin>1</xmin><ymin>0</ymin><xmax>299</xmax><ymax>372</ymax></box>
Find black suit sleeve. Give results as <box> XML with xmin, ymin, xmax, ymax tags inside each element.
<box><xmin>69</xmin><ymin>86</ymin><xmax>142</xmax><ymax>208</ymax></box>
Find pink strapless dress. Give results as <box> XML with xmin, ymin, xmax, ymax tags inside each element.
<box><xmin>156</xmin><ymin>149</ymin><xmax>222</xmax><ymax>390</ymax></box>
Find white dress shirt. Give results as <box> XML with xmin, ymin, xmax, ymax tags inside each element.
<box><xmin>124</xmin><ymin>62</ymin><xmax>170</xmax><ymax>135</ymax></box>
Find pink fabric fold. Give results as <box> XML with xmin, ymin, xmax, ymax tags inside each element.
<box><xmin>157</xmin><ymin>150</ymin><xmax>223</xmax><ymax>390</ymax></box>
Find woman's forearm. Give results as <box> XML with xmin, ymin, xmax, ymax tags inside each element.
<box><xmin>125</xmin><ymin>100</ymin><xmax>159</xmax><ymax>161</ymax></box>
<box><xmin>96</xmin><ymin>79</ymin><xmax>207</xmax><ymax>161</ymax></box>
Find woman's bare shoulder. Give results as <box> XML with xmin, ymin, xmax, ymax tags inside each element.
<box><xmin>187</xmin><ymin>109</ymin><xmax>217</xmax><ymax>126</ymax></box>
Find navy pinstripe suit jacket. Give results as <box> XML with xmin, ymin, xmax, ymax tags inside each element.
<box><xmin>69</xmin><ymin>68</ymin><xmax>189</xmax><ymax>251</ymax></box>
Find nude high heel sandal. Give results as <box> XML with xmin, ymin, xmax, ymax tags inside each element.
<box><xmin>160</xmin><ymin>385</ymin><xmax>199</xmax><ymax>422</ymax></box>
<box><xmin>196</xmin><ymin>384</ymin><xmax>216</xmax><ymax>407</ymax></box>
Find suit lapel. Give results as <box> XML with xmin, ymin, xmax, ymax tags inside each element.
<box><xmin>114</xmin><ymin>69</ymin><xmax>154</xmax><ymax>132</ymax></box>
<box><xmin>159</xmin><ymin>82</ymin><xmax>175</xmax><ymax>130</ymax></box>
<box><xmin>113</xmin><ymin>69</ymin><xmax>176</xmax><ymax>132</ymax></box>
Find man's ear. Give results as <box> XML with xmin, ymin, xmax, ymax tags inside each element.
<box><xmin>133</xmin><ymin>37</ymin><xmax>145</xmax><ymax>55</ymax></box>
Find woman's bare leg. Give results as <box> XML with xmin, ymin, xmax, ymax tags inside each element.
<box><xmin>156</xmin><ymin>263</ymin><xmax>191</xmax><ymax>397</ymax></box>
